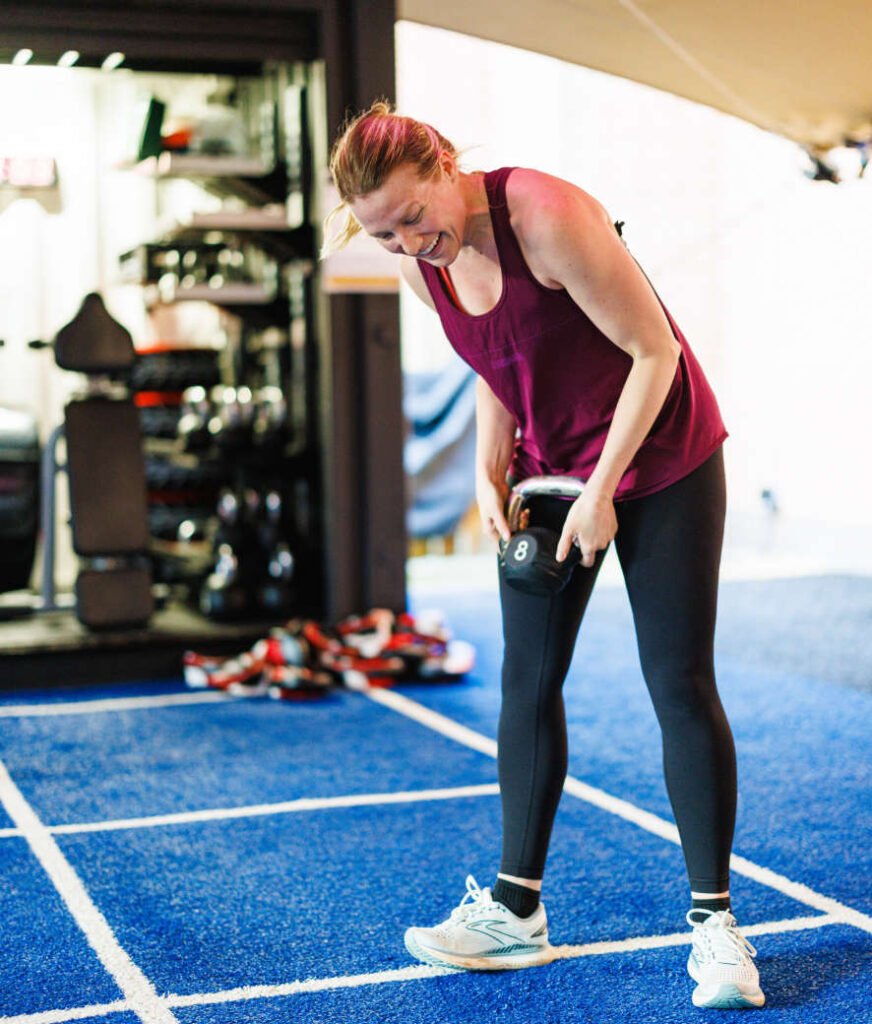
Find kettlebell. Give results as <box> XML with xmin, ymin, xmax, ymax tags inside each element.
<box><xmin>499</xmin><ymin>475</ymin><xmax>585</xmax><ymax>595</ymax></box>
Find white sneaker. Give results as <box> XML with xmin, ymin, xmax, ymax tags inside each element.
<box><xmin>404</xmin><ymin>875</ymin><xmax>554</xmax><ymax>971</ymax></box>
<box><xmin>686</xmin><ymin>908</ymin><xmax>766</xmax><ymax>1009</ymax></box>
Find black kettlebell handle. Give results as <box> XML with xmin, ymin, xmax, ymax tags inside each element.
<box><xmin>506</xmin><ymin>475</ymin><xmax>585</xmax><ymax>533</ymax></box>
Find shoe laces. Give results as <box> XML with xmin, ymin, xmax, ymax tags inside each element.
<box><xmin>686</xmin><ymin>908</ymin><xmax>758</xmax><ymax>964</ymax></box>
<box><xmin>448</xmin><ymin>875</ymin><xmax>500</xmax><ymax>923</ymax></box>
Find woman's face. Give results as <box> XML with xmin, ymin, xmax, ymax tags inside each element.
<box><xmin>349</xmin><ymin>158</ymin><xmax>465</xmax><ymax>266</ymax></box>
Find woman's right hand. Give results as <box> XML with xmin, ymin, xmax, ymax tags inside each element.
<box><xmin>476</xmin><ymin>476</ymin><xmax>511</xmax><ymax>546</ymax></box>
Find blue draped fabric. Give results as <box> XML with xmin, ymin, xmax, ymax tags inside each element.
<box><xmin>403</xmin><ymin>360</ymin><xmax>477</xmax><ymax>538</ymax></box>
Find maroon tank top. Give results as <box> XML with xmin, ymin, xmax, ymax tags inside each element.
<box><xmin>417</xmin><ymin>166</ymin><xmax>727</xmax><ymax>501</ymax></box>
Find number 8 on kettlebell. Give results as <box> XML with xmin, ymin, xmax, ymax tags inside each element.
<box><xmin>513</xmin><ymin>539</ymin><xmax>529</xmax><ymax>561</ymax></box>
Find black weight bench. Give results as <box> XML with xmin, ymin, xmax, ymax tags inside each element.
<box><xmin>42</xmin><ymin>294</ymin><xmax>153</xmax><ymax>629</ymax></box>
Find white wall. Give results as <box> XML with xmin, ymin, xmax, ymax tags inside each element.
<box><xmin>0</xmin><ymin>65</ymin><xmax>228</xmax><ymax>587</ymax></box>
<box><xmin>0</xmin><ymin>67</ymin><xmax>102</xmax><ymax>424</ymax></box>
<box><xmin>396</xmin><ymin>22</ymin><xmax>872</xmax><ymax>572</ymax></box>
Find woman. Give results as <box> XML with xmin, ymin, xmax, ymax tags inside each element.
<box><xmin>323</xmin><ymin>102</ymin><xmax>764</xmax><ymax>1011</ymax></box>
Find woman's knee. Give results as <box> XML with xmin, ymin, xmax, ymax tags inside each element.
<box><xmin>501</xmin><ymin>650</ymin><xmax>570</xmax><ymax>704</ymax></box>
<box><xmin>644</xmin><ymin>663</ymin><xmax>723</xmax><ymax>722</ymax></box>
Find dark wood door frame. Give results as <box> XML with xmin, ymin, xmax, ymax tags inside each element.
<box><xmin>318</xmin><ymin>0</ymin><xmax>406</xmax><ymax>618</ymax></box>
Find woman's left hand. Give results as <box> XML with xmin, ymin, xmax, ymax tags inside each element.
<box><xmin>556</xmin><ymin>488</ymin><xmax>618</xmax><ymax>568</ymax></box>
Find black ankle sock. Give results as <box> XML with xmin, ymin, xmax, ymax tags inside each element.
<box><xmin>492</xmin><ymin>878</ymin><xmax>540</xmax><ymax>918</ymax></box>
<box><xmin>692</xmin><ymin>895</ymin><xmax>732</xmax><ymax>914</ymax></box>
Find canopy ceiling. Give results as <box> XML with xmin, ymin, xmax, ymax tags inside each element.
<box><xmin>398</xmin><ymin>0</ymin><xmax>871</xmax><ymax>152</ymax></box>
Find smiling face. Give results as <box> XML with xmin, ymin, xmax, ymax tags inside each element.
<box><xmin>349</xmin><ymin>156</ymin><xmax>467</xmax><ymax>266</ymax></box>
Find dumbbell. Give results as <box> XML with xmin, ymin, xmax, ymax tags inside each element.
<box><xmin>200</xmin><ymin>542</ymin><xmax>250</xmax><ymax>620</ymax></box>
<box><xmin>253</xmin><ymin>489</ymin><xmax>295</xmax><ymax>614</ymax></box>
<box><xmin>498</xmin><ymin>476</ymin><xmax>585</xmax><ymax>596</ymax></box>
<box><xmin>212</xmin><ymin>488</ymin><xmax>257</xmax><ymax>567</ymax></box>
<box><xmin>177</xmin><ymin>386</ymin><xmax>212</xmax><ymax>452</ymax></box>
<box><xmin>260</xmin><ymin>492</ymin><xmax>294</xmax><ymax>589</ymax></box>
<box><xmin>252</xmin><ymin>386</ymin><xmax>287</xmax><ymax>449</ymax></box>
<box><xmin>207</xmin><ymin>386</ymin><xmax>255</xmax><ymax>450</ymax></box>
<box><xmin>257</xmin><ymin>542</ymin><xmax>295</xmax><ymax>614</ymax></box>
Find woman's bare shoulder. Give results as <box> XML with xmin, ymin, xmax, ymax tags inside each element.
<box><xmin>504</xmin><ymin>167</ymin><xmax>611</xmax><ymax>230</ymax></box>
<box><xmin>503</xmin><ymin>168</ymin><xmax>615</xmax><ymax>285</ymax></box>
<box><xmin>503</xmin><ymin>166</ymin><xmax>597</xmax><ymax>208</ymax></box>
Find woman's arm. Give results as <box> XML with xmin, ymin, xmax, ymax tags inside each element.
<box><xmin>513</xmin><ymin>170</ymin><xmax>681</xmax><ymax>497</ymax></box>
<box><xmin>510</xmin><ymin>170</ymin><xmax>682</xmax><ymax>564</ymax></box>
<box><xmin>400</xmin><ymin>254</ymin><xmax>516</xmax><ymax>545</ymax></box>
<box><xmin>475</xmin><ymin>376</ymin><xmax>518</xmax><ymax>544</ymax></box>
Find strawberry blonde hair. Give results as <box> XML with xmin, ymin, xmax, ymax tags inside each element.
<box><xmin>321</xmin><ymin>100</ymin><xmax>459</xmax><ymax>257</ymax></box>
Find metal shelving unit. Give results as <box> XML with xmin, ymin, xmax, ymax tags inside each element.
<box><xmin>119</xmin><ymin>64</ymin><xmax>322</xmax><ymax>618</ymax></box>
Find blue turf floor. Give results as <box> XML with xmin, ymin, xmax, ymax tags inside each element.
<box><xmin>0</xmin><ymin>574</ymin><xmax>869</xmax><ymax>1023</ymax></box>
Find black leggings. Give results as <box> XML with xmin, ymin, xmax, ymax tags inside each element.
<box><xmin>497</xmin><ymin>447</ymin><xmax>735</xmax><ymax>892</ymax></box>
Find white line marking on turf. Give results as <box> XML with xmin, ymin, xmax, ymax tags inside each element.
<box><xmin>0</xmin><ymin>761</ymin><xmax>179</xmax><ymax>1024</ymax></box>
<box><xmin>164</xmin><ymin>964</ymin><xmax>451</xmax><ymax>1009</ymax></box>
<box><xmin>553</xmin><ymin>912</ymin><xmax>838</xmax><ymax>959</ymax></box>
<box><xmin>0</xmin><ymin>913</ymin><xmax>839</xmax><ymax>1023</ymax></box>
<box><xmin>0</xmin><ymin>691</ymin><xmax>230</xmax><ymax>718</ymax></box>
<box><xmin>728</xmin><ymin>854</ymin><xmax>872</xmax><ymax>935</ymax></box>
<box><xmin>0</xmin><ymin>1001</ymin><xmax>130</xmax><ymax>1024</ymax></box>
<box><xmin>363</xmin><ymin>686</ymin><xmax>872</xmax><ymax>935</ymax></box>
<box><xmin>162</xmin><ymin>913</ymin><xmax>838</xmax><ymax>1010</ymax></box>
<box><xmin>0</xmin><ymin>783</ymin><xmax>501</xmax><ymax>839</ymax></box>
<box><xmin>364</xmin><ymin>689</ymin><xmax>499</xmax><ymax>759</ymax></box>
